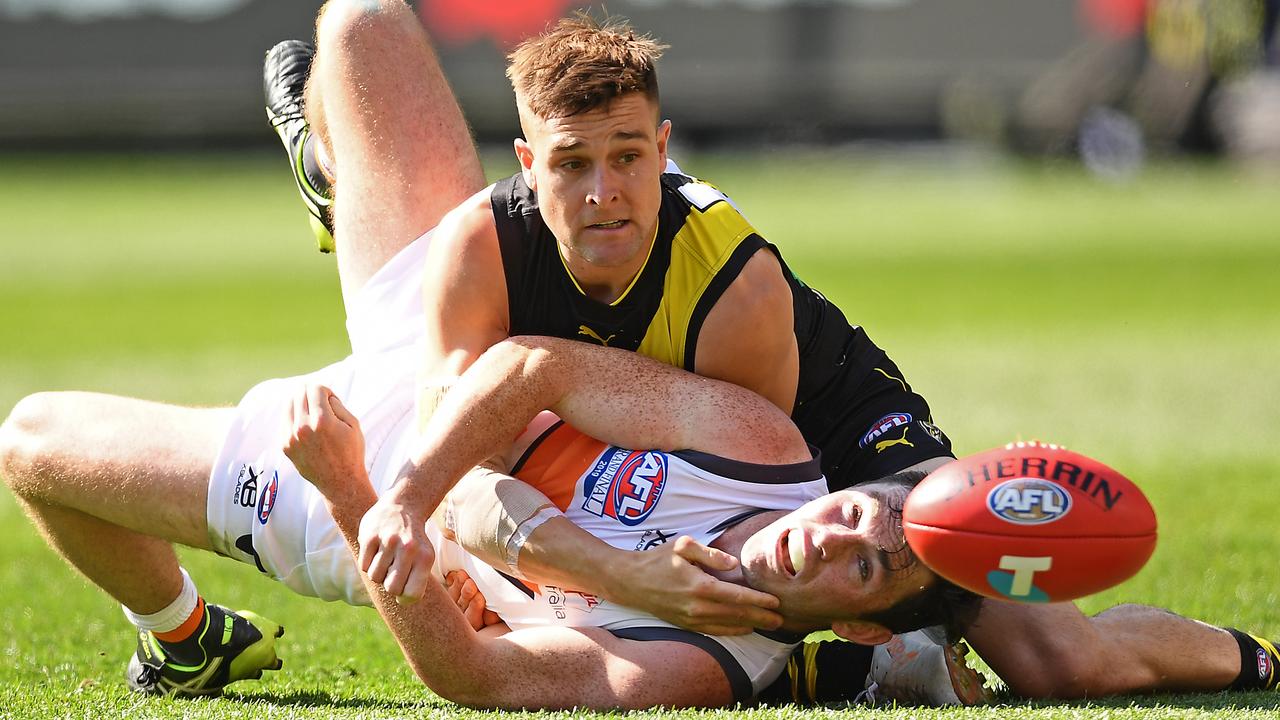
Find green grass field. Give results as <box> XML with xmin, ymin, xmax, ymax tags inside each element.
<box><xmin>0</xmin><ymin>150</ymin><xmax>1277</xmax><ymax>719</ymax></box>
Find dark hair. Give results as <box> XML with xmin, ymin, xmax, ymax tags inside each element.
<box><xmin>855</xmin><ymin>470</ymin><xmax>982</xmax><ymax>639</ymax></box>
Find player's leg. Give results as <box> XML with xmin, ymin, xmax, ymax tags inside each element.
<box><xmin>301</xmin><ymin>0</ymin><xmax>485</xmax><ymax>299</ymax></box>
<box><xmin>966</xmin><ymin>599</ymin><xmax>1278</xmax><ymax>697</ymax></box>
<box><xmin>0</xmin><ymin>391</ymin><xmax>282</xmax><ymax>696</ymax></box>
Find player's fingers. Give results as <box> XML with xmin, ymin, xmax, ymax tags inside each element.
<box><xmin>681</xmin><ymin>597</ymin><xmax>781</xmax><ymax>633</ymax></box>
<box><xmin>674</xmin><ymin>536</ymin><xmax>738</xmax><ymax>572</ymax></box>
<box><xmin>357</xmin><ymin>534</ymin><xmax>379</xmax><ymax>573</ymax></box>
<box><xmin>482</xmin><ymin>609</ymin><xmax>501</xmax><ymax>627</ymax></box>
<box><xmin>462</xmin><ymin>592</ymin><xmax>486</xmax><ymax>630</ymax></box>
<box><xmin>365</xmin><ymin>543</ymin><xmax>396</xmax><ymax>584</ymax></box>
<box><xmin>469</xmin><ymin>584</ymin><xmax>488</xmax><ymax>615</ymax></box>
<box><xmin>460</xmin><ymin>578</ymin><xmax>479</xmax><ymax>602</ymax></box>
<box><xmin>327</xmin><ymin>392</ymin><xmax>360</xmax><ymax>429</ymax></box>
<box><xmin>306</xmin><ymin>383</ymin><xmax>329</xmax><ymax>425</ymax></box>
<box><xmin>381</xmin><ymin>545</ymin><xmax>420</xmax><ymax>597</ymax></box>
<box><xmin>399</xmin><ymin>563</ymin><xmax>432</xmax><ymax>607</ymax></box>
<box><xmin>445</xmin><ymin>571</ymin><xmax>465</xmax><ymax>605</ymax></box>
<box><xmin>696</xmin><ymin>577</ymin><xmax>781</xmax><ymax>610</ymax></box>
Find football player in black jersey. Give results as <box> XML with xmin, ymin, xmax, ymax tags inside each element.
<box><xmin>266</xmin><ymin>0</ymin><xmax>1278</xmax><ymax>704</ymax></box>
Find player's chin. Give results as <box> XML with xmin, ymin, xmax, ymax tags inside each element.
<box><xmin>574</xmin><ymin>234</ymin><xmax>643</xmax><ymax>266</ymax></box>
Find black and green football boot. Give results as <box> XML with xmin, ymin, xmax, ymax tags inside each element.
<box><xmin>126</xmin><ymin>604</ymin><xmax>284</xmax><ymax>697</ymax></box>
<box><xmin>264</xmin><ymin>39</ymin><xmax>335</xmax><ymax>253</ymax></box>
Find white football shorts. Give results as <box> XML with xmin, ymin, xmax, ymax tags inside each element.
<box><xmin>206</xmin><ymin>231</ymin><xmax>433</xmax><ymax>605</ymax></box>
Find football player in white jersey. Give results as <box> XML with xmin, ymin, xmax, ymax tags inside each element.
<box><xmin>0</xmin><ymin>259</ymin><xmax>977</xmax><ymax>707</ymax></box>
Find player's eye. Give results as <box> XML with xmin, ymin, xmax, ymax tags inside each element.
<box><xmin>560</xmin><ymin>158</ymin><xmax>585</xmax><ymax>171</ymax></box>
<box><xmin>857</xmin><ymin>555</ymin><xmax>869</xmax><ymax>582</ymax></box>
<box><xmin>618</xmin><ymin>152</ymin><xmax>639</xmax><ymax>164</ymax></box>
<box><xmin>845</xmin><ymin>504</ymin><xmax>861</xmax><ymax>527</ymax></box>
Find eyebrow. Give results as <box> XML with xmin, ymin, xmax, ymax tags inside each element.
<box><xmin>550</xmin><ymin>130</ymin><xmax>649</xmax><ymax>154</ymax></box>
<box><xmin>875</xmin><ymin>545</ymin><xmax>892</xmax><ymax>583</ymax></box>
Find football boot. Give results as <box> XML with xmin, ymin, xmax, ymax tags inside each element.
<box><xmin>264</xmin><ymin>39</ymin><xmax>335</xmax><ymax>253</ymax></box>
<box><xmin>126</xmin><ymin>604</ymin><xmax>284</xmax><ymax>697</ymax></box>
<box><xmin>864</xmin><ymin>628</ymin><xmax>993</xmax><ymax>706</ymax></box>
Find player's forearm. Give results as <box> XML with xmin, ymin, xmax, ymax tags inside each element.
<box><xmin>510</xmin><ymin>516</ymin><xmax>634</xmax><ymax>598</ymax></box>
<box><xmin>322</xmin><ymin>487</ymin><xmax>498</xmax><ymax>702</ymax></box>
<box><xmin>445</xmin><ymin>467</ymin><xmax>626</xmax><ymax>596</ymax></box>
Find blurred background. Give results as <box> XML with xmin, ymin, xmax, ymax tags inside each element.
<box><xmin>2</xmin><ymin>0</ymin><xmax>1278</xmax><ymax>172</ymax></box>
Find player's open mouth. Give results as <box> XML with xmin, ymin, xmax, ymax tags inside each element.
<box><xmin>780</xmin><ymin>528</ymin><xmax>804</xmax><ymax>577</ymax></box>
<box><xmin>588</xmin><ymin>219</ymin><xmax>627</xmax><ymax>230</ymax></box>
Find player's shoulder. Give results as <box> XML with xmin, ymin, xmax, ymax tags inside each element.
<box><xmin>718</xmin><ymin>247</ymin><xmax>791</xmax><ymax>316</ymax></box>
<box><xmin>431</xmin><ymin>186</ymin><xmax>501</xmax><ymax>255</ymax></box>
<box><xmin>660</xmin><ymin>159</ymin><xmax>745</xmax><ymax>217</ymax></box>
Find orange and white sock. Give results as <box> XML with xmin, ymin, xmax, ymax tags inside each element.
<box><xmin>123</xmin><ymin>568</ymin><xmax>202</xmax><ymax>639</ymax></box>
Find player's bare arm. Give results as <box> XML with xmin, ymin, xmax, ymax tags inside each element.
<box><xmin>357</xmin><ymin>189</ymin><xmax>509</xmax><ymax>600</ymax></box>
<box><xmin>419</xmin><ymin>189</ymin><xmax>511</xmax><ymax>381</ymax></box>
<box><xmin>283</xmin><ymin>387</ymin><xmax>734</xmax><ymax>710</ymax></box>
<box><xmin>693</xmin><ymin>247</ymin><xmax>800</xmax><ymax>414</ymax></box>
<box><xmin>379</xmin><ymin>335</ymin><xmax>806</xmax><ymax>629</ymax></box>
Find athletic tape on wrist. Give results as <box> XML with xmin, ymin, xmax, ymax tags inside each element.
<box><xmin>448</xmin><ymin>473</ymin><xmax>561</xmax><ymax>573</ymax></box>
<box><xmin>504</xmin><ymin>506</ymin><xmax>562</xmax><ymax>572</ymax></box>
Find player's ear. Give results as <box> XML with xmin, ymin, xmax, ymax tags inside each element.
<box><xmin>513</xmin><ymin>137</ymin><xmax>537</xmax><ymax>191</ymax></box>
<box><xmin>655</xmin><ymin>119</ymin><xmax>671</xmax><ymax>167</ymax></box>
<box><xmin>831</xmin><ymin>619</ymin><xmax>892</xmax><ymax>646</ymax></box>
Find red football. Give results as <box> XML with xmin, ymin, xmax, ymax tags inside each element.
<box><xmin>902</xmin><ymin>441</ymin><xmax>1157</xmax><ymax>603</ymax></box>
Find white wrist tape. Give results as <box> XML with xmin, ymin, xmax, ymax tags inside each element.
<box><xmin>449</xmin><ymin>473</ymin><xmax>562</xmax><ymax>574</ymax></box>
<box><xmin>503</xmin><ymin>506</ymin><xmax>562</xmax><ymax>572</ymax></box>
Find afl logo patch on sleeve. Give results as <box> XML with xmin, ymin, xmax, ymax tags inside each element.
<box><xmin>256</xmin><ymin>471</ymin><xmax>279</xmax><ymax>525</ymax></box>
<box><xmin>987</xmin><ymin>478</ymin><xmax>1071</xmax><ymax>525</ymax></box>
<box><xmin>860</xmin><ymin>413</ymin><xmax>912</xmax><ymax>448</ymax></box>
<box><xmin>581</xmin><ymin>448</ymin><xmax>668</xmax><ymax>526</ymax></box>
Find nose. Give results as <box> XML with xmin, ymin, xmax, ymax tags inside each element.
<box><xmin>585</xmin><ymin>166</ymin><xmax>620</xmax><ymax>206</ymax></box>
<box><xmin>813</xmin><ymin>523</ymin><xmax>862</xmax><ymax>560</ymax></box>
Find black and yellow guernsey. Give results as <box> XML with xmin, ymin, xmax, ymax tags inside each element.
<box><xmin>491</xmin><ymin>167</ymin><xmax>927</xmax><ymax>490</ymax></box>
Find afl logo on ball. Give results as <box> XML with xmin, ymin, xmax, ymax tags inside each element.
<box><xmin>987</xmin><ymin>478</ymin><xmax>1071</xmax><ymax>525</ymax></box>
<box><xmin>257</xmin><ymin>471</ymin><xmax>279</xmax><ymax>525</ymax></box>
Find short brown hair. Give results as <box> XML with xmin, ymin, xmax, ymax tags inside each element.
<box><xmin>506</xmin><ymin>13</ymin><xmax>666</xmax><ymax>120</ymax></box>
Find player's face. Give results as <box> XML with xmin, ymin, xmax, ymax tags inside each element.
<box><xmin>738</xmin><ymin>482</ymin><xmax>937</xmax><ymax>633</ymax></box>
<box><xmin>516</xmin><ymin>94</ymin><xmax>671</xmax><ymax>272</ymax></box>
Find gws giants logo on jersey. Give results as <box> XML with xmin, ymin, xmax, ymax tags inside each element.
<box><xmin>257</xmin><ymin>471</ymin><xmax>279</xmax><ymax>525</ymax></box>
<box><xmin>987</xmin><ymin>478</ymin><xmax>1071</xmax><ymax>525</ymax></box>
<box><xmin>860</xmin><ymin>413</ymin><xmax>912</xmax><ymax>448</ymax></box>
<box><xmin>581</xmin><ymin>448</ymin><xmax>668</xmax><ymax>526</ymax></box>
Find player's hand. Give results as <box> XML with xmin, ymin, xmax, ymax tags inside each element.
<box><xmin>611</xmin><ymin>535</ymin><xmax>783</xmax><ymax>635</ymax></box>
<box><xmin>358</xmin><ymin>494</ymin><xmax>436</xmax><ymax>604</ymax></box>
<box><xmin>445</xmin><ymin>570</ymin><xmax>502</xmax><ymax>631</ymax></box>
<box><xmin>283</xmin><ymin>383</ymin><xmax>368</xmax><ymax>499</ymax></box>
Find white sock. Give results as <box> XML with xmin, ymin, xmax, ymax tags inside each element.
<box><xmin>122</xmin><ymin>568</ymin><xmax>199</xmax><ymax>634</ymax></box>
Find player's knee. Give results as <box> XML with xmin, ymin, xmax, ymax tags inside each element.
<box><xmin>315</xmin><ymin>0</ymin><xmax>415</xmax><ymax>54</ymax></box>
<box><xmin>0</xmin><ymin>392</ymin><xmax>63</xmax><ymax>494</ymax></box>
